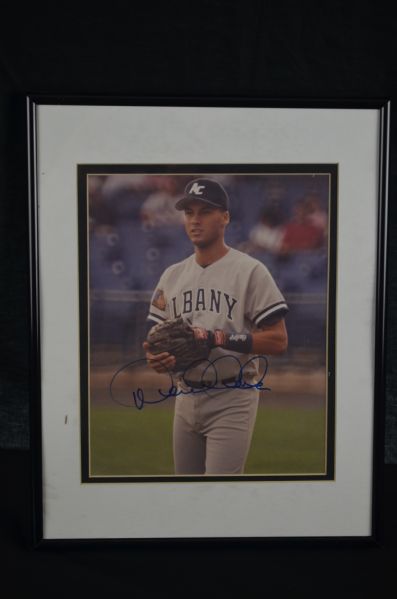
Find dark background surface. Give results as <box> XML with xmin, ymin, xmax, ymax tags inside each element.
<box><xmin>1</xmin><ymin>0</ymin><xmax>396</xmax><ymax>595</ymax></box>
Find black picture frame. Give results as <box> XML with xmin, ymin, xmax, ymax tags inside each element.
<box><xmin>27</xmin><ymin>96</ymin><xmax>390</xmax><ymax>547</ymax></box>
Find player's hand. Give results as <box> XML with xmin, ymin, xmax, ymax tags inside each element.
<box><xmin>143</xmin><ymin>341</ymin><xmax>176</xmax><ymax>373</ymax></box>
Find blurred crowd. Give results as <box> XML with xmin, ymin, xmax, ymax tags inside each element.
<box><xmin>245</xmin><ymin>193</ymin><xmax>327</xmax><ymax>255</ymax></box>
<box><xmin>89</xmin><ymin>173</ymin><xmax>329</xmax><ymax>293</ymax></box>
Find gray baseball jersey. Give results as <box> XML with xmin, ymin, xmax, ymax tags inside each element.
<box><xmin>147</xmin><ymin>247</ymin><xmax>288</xmax><ymax>475</ymax></box>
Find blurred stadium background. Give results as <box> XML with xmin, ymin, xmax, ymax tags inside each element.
<box><xmin>87</xmin><ymin>172</ymin><xmax>331</xmax><ymax>477</ymax></box>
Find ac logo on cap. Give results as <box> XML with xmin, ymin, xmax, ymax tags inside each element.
<box><xmin>189</xmin><ymin>183</ymin><xmax>205</xmax><ymax>195</ymax></box>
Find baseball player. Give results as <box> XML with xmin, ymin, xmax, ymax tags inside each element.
<box><xmin>143</xmin><ymin>178</ymin><xmax>288</xmax><ymax>475</ymax></box>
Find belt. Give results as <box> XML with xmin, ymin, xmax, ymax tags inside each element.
<box><xmin>182</xmin><ymin>376</ymin><xmax>238</xmax><ymax>389</ymax></box>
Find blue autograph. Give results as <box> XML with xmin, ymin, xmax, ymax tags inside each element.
<box><xmin>109</xmin><ymin>354</ymin><xmax>271</xmax><ymax>410</ymax></box>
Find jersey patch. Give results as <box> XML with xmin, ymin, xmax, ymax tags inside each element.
<box><xmin>152</xmin><ymin>288</ymin><xmax>167</xmax><ymax>311</ymax></box>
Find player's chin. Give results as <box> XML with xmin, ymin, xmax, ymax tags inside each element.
<box><xmin>190</xmin><ymin>236</ymin><xmax>210</xmax><ymax>248</ymax></box>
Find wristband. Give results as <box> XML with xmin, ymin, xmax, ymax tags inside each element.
<box><xmin>212</xmin><ymin>329</ymin><xmax>253</xmax><ymax>354</ymax></box>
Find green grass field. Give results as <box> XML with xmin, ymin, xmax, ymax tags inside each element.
<box><xmin>90</xmin><ymin>402</ymin><xmax>326</xmax><ymax>476</ymax></box>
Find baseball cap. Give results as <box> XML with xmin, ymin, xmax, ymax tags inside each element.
<box><xmin>175</xmin><ymin>178</ymin><xmax>230</xmax><ymax>211</ymax></box>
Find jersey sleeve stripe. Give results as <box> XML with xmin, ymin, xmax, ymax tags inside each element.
<box><xmin>149</xmin><ymin>303</ymin><xmax>167</xmax><ymax>317</ymax></box>
<box><xmin>253</xmin><ymin>301</ymin><xmax>289</xmax><ymax>325</ymax></box>
<box><xmin>147</xmin><ymin>312</ymin><xmax>166</xmax><ymax>324</ymax></box>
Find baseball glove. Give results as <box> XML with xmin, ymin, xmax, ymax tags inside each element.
<box><xmin>146</xmin><ymin>317</ymin><xmax>211</xmax><ymax>373</ymax></box>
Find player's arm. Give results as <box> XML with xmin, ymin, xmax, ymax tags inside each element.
<box><xmin>238</xmin><ymin>261</ymin><xmax>289</xmax><ymax>356</ymax></box>
<box><xmin>251</xmin><ymin>317</ymin><xmax>288</xmax><ymax>355</ymax></box>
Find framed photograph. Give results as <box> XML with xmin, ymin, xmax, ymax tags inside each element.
<box><xmin>28</xmin><ymin>97</ymin><xmax>389</xmax><ymax>544</ymax></box>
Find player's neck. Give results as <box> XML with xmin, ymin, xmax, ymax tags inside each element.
<box><xmin>194</xmin><ymin>241</ymin><xmax>230</xmax><ymax>267</ymax></box>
